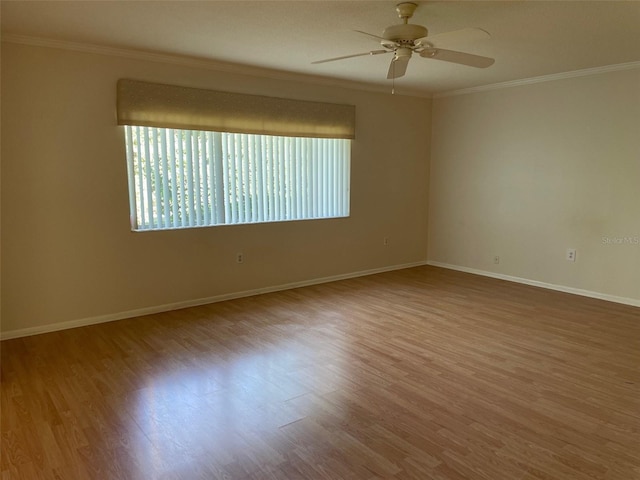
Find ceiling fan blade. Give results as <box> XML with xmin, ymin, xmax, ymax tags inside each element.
<box><xmin>387</xmin><ymin>55</ymin><xmax>410</xmax><ymax>79</ymax></box>
<box><xmin>420</xmin><ymin>48</ymin><xmax>495</xmax><ymax>68</ymax></box>
<box><xmin>425</xmin><ymin>27</ymin><xmax>491</xmax><ymax>45</ymax></box>
<box><xmin>312</xmin><ymin>50</ymin><xmax>389</xmax><ymax>65</ymax></box>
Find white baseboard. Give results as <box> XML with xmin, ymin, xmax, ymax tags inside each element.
<box><xmin>427</xmin><ymin>261</ymin><xmax>640</xmax><ymax>308</ymax></box>
<box><xmin>0</xmin><ymin>261</ymin><xmax>429</xmax><ymax>341</ymax></box>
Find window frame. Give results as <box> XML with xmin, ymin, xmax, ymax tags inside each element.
<box><xmin>124</xmin><ymin>125</ymin><xmax>351</xmax><ymax>231</ymax></box>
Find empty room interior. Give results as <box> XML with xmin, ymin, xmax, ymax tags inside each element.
<box><xmin>1</xmin><ymin>1</ymin><xmax>639</xmax><ymax>479</ymax></box>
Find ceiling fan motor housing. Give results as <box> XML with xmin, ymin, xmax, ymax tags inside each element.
<box><xmin>382</xmin><ymin>23</ymin><xmax>428</xmax><ymax>42</ymax></box>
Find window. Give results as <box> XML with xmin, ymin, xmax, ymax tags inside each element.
<box><xmin>124</xmin><ymin>126</ymin><xmax>350</xmax><ymax>230</ymax></box>
<box><xmin>117</xmin><ymin>79</ymin><xmax>355</xmax><ymax>232</ymax></box>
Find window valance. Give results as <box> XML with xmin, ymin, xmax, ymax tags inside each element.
<box><xmin>116</xmin><ymin>79</ymin><xmax>355</xmax><ymax>139</ymax></box>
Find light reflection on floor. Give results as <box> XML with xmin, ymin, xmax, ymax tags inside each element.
<box><xmin>128</xmin><ymin>325</ymin><xmax>355</xmax><ymax>475</ymax></box>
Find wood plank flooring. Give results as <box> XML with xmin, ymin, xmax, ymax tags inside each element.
<box><xmin>2</xmin><ymin>266</ymin><xmax>639</xmax><ymax>479</ymax></box>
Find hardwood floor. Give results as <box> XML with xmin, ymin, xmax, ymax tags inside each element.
<box><xmin>2</xmin><ymin>266</ymin><xmax>639</xmax><ymax>479</ymax></box>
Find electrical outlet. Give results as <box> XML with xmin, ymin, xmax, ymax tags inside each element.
<box><xmin>493</xmin><ymin>256</ymin><xmax>500</xmax><ymax>265</ymax></box>
<box><xmin>566</xmin><ymin>248</ymin><xmax>576</xmax><ymax>262</ymax></box>
<box><xmin>383</xmin><ymin>237</ymin><xmax>389</xmax><ymax>246</ymax></box>
<box><xmin>236</xmin><ymin>253</ymin><xmax>244</xmax><ymax>264</ymax></box>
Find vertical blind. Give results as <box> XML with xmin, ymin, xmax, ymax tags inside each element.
<box><xmin>125</xmin><ymin>126</ymin><xmax>350</xmax><ymax>230</ymax></box>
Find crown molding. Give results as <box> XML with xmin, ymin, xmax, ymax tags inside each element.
<box><xmin>435</xmin><ymin>61</ymin><xmax>640</xmax><ymax>98</ymax></box>
<box><xmin>6</xmin><ymin>32</ymin><xmax>636</xmax><ymax>100</ymax></box>
<box><xmin>1</xmin><ymin>33</ymin><xmax>432</xmax><ymax>99</ymax></box>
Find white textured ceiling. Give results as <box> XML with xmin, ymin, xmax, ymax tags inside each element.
<box><xmin>2</xmin><ymin>1</ymin><xmax>640</xmax><ymax>95</ymax></box>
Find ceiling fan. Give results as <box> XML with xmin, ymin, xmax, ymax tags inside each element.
<box><xmin>312</xmin><ymin>2</ymin><xmax>495</xmax><ymax>79</ymax></box>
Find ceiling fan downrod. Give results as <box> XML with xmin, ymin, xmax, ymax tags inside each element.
<box><xmin>383</xmin><ymin>3</ymin><xmax>428</xmax><ymax>44</ymax></box>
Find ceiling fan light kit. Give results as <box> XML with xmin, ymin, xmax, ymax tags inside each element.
<box><xmin>312</xmin><ymin>2</ymin><xmax>495</xmax><ymax>83</ymax></box>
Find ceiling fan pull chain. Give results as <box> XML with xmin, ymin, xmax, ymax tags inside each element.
<box><xmin>392</xmin><ymin>61</ymin><xmax>395</xmax><ymax>94</ymax></box>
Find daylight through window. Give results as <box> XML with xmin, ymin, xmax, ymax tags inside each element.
<box><xmin>124</xmin><ymin>126</ymin><xmax>351</xmax><ymax>231</ymax></box>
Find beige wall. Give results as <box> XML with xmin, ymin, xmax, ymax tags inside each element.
<box><xmin>5</xmin><ymin>40</ymin><xmax>635</xmax><ymax>338</ymax></box>
<box><xmin>1</xmin><ymin>42</ymin><xmax>431</xmax><ymax>336</ymax></box>
<box><xmin>429</xmin><ymin>68</ymin><xmax>640</xmax><ymax>302</ymax></box>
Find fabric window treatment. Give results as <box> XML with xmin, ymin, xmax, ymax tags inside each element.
<box><xmin>117</xmin><ymin>79</ymin><xmax>355</xmax><ymax>139</ymax></box>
